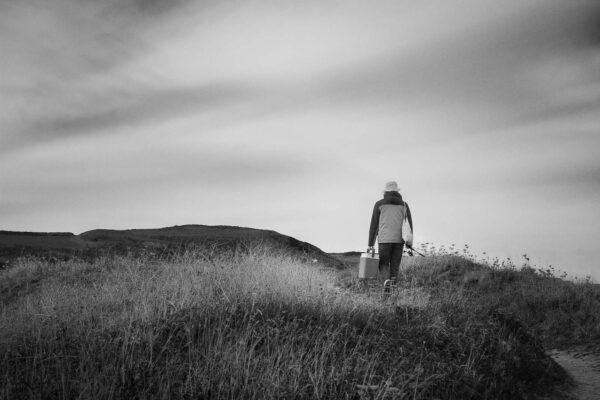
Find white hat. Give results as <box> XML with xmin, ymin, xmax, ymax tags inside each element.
<box><xmin>384</xmin><ymin>181</ymin><xmax>399</xmax><ymax>192</ymax></box>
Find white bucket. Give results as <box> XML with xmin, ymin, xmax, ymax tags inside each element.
<box><xmin>358</xmin><ymin>251</ymin><xmax>379</xmax><ymax>279</ymax></box>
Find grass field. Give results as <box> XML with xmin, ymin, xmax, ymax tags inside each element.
<box><xmin>1</xmin><ymin>244</ymin><xmax>597</xmax><ymax>399</ymax></box>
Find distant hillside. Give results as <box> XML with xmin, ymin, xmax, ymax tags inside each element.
<box><xmin>0</xmin><ymin>225</ymin><xmax>345</xmax><ymax>269</ymax></box>
<box><xmin>329</xmin><ymin>251</ymin><xmax>361</xmax><ymax>268</ymax></box>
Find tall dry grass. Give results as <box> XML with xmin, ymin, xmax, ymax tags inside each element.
<box><xmin>394</xmin><ymin>252</ymin><xmax>600</xmax><ymax>349</ymax></box>
<box><xmin>0</xmin><ymin>245</ymin><xmax>568</xmax><ymax>399</ymax></box>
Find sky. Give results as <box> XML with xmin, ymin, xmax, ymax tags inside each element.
<box><xmin>1</xmin><ymin>0</ymin><xmax>599</xmax><ymax>280</ymax></box>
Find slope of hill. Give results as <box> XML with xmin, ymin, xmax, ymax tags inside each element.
<box><xmin>0</xmin><ymin>231</ymin><xmax>91</xmax><ymax>266</ymax></box>
<box><xmin>0</xmin><ymin>225</ymin><xmax>345</xmax><ymax>269</ymax></box>
<box><xmin>3</xmin><ymin>233</ymin><xmax>599</xmax><ymax>398</ymax></box>
<box><xmin>0</xmin><ymin>246</ymin><xmax>576</xmax><ymax>399</ymax></box>
<box><xmin>0</xmin><ymin>231</ymin><xmax>88</xmax><ymax>249</ymax></box>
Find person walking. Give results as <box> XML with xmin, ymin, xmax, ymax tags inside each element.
<box><xmin>368</xmin><ymin>181</ymin><xmax>413</xmax><ymax>283</ymax></box>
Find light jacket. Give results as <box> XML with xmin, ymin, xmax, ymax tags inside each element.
<box><xmin>368</xmin><ymin>191</ymin><xmax>413</xmax><ymax>246</ymax></box>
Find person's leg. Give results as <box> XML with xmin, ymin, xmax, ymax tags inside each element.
<box><xmin>378</xmin><ymin>243</ymin><xmax>392</xmax><ymax>279</ymax></box>
<box><xmin>389</xmin><ymin>242</ymin><xmax>404</xmax><ymax>280</ymax></box>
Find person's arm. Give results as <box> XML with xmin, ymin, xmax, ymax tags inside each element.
<box><xmin>368</xmin><ymin>202</ymin><xmax>380</xmax><ymax>247</ymax></box>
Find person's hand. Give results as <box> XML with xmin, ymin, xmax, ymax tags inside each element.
<box><xmin>367</xmin><ymin>246</ymin><xmax>374</xmax><ymax>253</ymax></box>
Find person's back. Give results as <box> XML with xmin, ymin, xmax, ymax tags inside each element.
<box><xmin>368</xmin><ymin>181</ymin><xmax>413</xmax><ymax>281</ymax></box>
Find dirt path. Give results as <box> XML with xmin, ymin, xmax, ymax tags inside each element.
<box><xmin>549</xmin><ymin>349</ymin><xmax>600</xmax><ymax>400</ymax></box>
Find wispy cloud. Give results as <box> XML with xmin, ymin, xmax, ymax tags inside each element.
<box><xmin>4</xmin><ymin>0</ymin><xmax>599</xmax><ymax>149</ymax></box>
<box><xmin>0</xmin><ymin>0</ymin><xmax>191</xmax><ymax>78</ymax></box>
<box><xmin>311</xmin><ymin>2</ymin><xmax>600</xmax><ymax>130</ymax></box>
<box><xmin>2</xmin><ymin>83</ymin><xmax>257</xmax><ymax>155</ymax></box>
<box><xmin>0</xmin><ymin>0</ymin><xmax>201</xmax><ymax>153</ymax></box>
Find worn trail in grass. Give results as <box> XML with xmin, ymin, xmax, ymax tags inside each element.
<box><xmin>550</xmin><ymin>349</ymin><xmax>600</xmax><ymax>400</ymax></box>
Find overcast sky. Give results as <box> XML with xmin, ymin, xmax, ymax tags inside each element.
<box><xmin>1</xmin><ymin>0</ymin><xmax>599</xmax><ymax>279</ymax></box>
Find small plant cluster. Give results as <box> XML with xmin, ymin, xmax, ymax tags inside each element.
<box><xmin>0</xmin><ymin>244</ymin><xmax>574</xmax><ymax>399</ymax></box>
<box><xmin>416</xmin><ymin>243</ymin><xmax>580</xmax><ymax>281</ymax></box>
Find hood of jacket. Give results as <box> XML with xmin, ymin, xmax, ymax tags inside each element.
<box><xmin>382</xmin><ymin>191</ymin><xmax>404</xmax><ymax>205</ymax></box>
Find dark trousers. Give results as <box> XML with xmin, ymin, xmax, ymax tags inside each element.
<box><xmin>378</xmin><ymin>242</ymin><xmax>404</xmax><ymax>279</ymax></box>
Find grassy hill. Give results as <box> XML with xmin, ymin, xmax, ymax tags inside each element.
<box><xmin>3</xmin><ymin>235</ymin><xmax>599</xmax><ymax>399</ymax></box>
<box><xmin>0</xmin><ymin>225</ymin><xmax>345</xmax><ymax>269</ymax></box>
<box><xmin>333</xmin><ymin>251</ymin><xmax>600</xmax><ymax>350</ymax></box>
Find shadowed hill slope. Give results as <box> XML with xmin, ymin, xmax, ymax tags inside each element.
<box><xmin>0</xmin><ymin>225</ymin><xmax>345</xmax><ymax>269</ymax></box>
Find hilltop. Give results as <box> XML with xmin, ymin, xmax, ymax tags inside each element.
<box><xmin>0</xmin><ymin>225</ymin><xmax>345</xmax><ymax>269</ymax></box>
